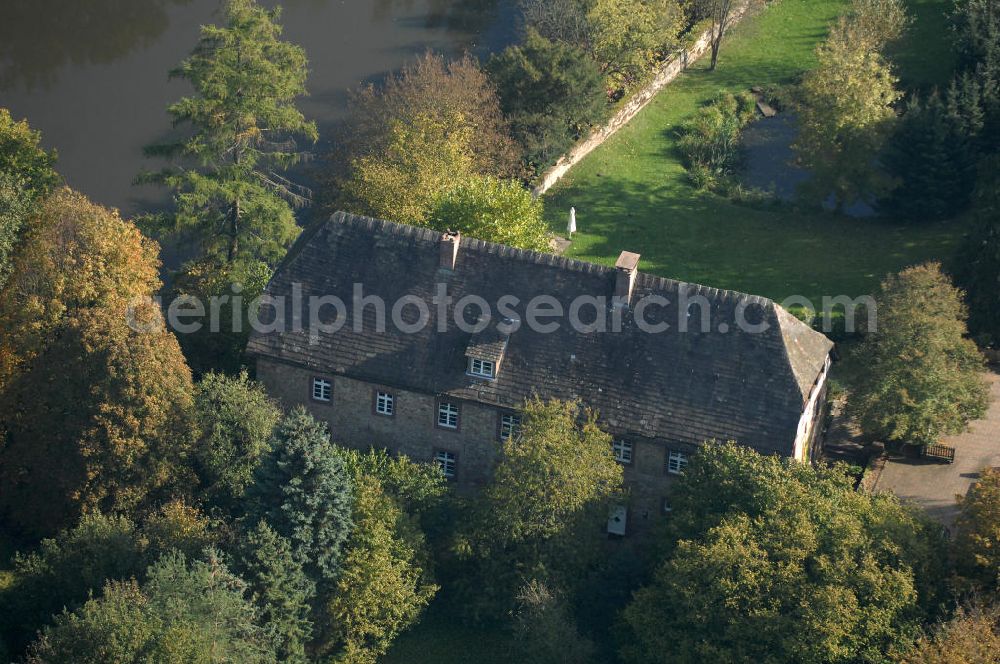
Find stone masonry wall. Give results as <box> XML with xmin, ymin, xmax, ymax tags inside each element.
<box><xmin>532</xmin><ymin>1</ymin><xmax>756</xmax><ymax>197</ymax></box>
<box><xmin>255</xmin><ymin>355</ymin><xmax>693</xmax><ymax>532</ymax></box>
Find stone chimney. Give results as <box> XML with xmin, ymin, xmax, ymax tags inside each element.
<box><xmin>440</xmin><ymin>231</ymin><xmax>460</xmax><ymax>270</ymax></box>
<box><xmin>614</xmin><ymin>251</ymin><xmax>641</xmax><ymax>307</ymax></box>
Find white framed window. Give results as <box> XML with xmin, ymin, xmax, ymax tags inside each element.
<box><xmin>375</xmin><ymin>390</ymin><xmax>394</xmax><ymax>416</ymax></box>
<box><xmin>437</xmin><ymin>401</ymin><xmax>459</xmax><ymax>429</ymax></box>
<box><xmin>434</xmin><ymin>450</ymin><xmax>457</xmax><ymax>479</ymax></box>
<box><xmin>468</xmin><ymin>358</ymin><xmax>495</xmax><ymax>379</ymax></box>
<box><xmin>499</xmin><ymin>413</ymin><xmax>522</xmax><ymax>441</ymax></box>
<box><xmin>311</xmin><ymin>377</ymin><xmax>332</xmax><ymax>402</ymax></box>
<box><xmin>613</xmin><ymin>439</ymin><xmax>633</xmax><ymax>464</ymax></box>
<box><xmin>666</xmin><ymin>450</ymin><xmax>687</xmax><ymax>475</ymax></box>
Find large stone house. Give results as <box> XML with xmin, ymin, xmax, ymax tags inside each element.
<box><xmin>247</xmin><ymin>212</ymin><xmax>834</xmax><ymax>533</ymax></box>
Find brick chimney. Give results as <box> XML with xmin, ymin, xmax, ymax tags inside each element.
<box><xmin>614</xmin><ymin>251</ymin><xmax>640</xmax><ymax>307</ymax></box>
<box><xmin>440</xmin><ymin>231</ymin><xmax>460</xmax><ymax>270</ymax></box>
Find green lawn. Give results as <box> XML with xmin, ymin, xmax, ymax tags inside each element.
<box><xmin>889</xmin><ymin>0</ymin><xmax>958</xmax><ymax>90</ymax></box>
<box><xmin>543</xmin><ymin>0</ymin><xmax>968</xmax><ymax>305</ymax></box>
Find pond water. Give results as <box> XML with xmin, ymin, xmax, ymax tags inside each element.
<box><xmin>0</xmin><ymin>0</ymin><xmax>516</xmax><ymax>218</ymax></box>
<box><xmin>741</xmin><ymin>112</ymin><xmax>875</xmax><ymax>218</ymax></box>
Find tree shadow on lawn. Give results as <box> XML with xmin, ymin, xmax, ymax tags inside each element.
<box><xmin>546</xmin><ymin>167</ymin><xmax>967</xmax><ymax>304</ymax></box>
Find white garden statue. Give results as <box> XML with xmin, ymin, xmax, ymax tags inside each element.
<box><xmin>567</xmin><ymin>206</ymin><xmax>577</xmax><ymax>236</ymax></box>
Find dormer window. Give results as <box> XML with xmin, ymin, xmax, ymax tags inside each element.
<box><xmin>465</xmin><ymin>323</ymin><xmax>508</xmax><ymax>381</ymax></box>
<box><xmin>468</xmin><ymin>357</ymin><xmax>495</xmax><ymax>379</ymax></box>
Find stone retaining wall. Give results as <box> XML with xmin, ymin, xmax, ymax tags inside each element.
<box><xmin>532</xmin><ymin>1</ymin><xmax>757</xmax><ymax>196</ymax></box>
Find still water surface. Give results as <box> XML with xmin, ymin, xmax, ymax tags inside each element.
<box><xmin>0</xmin><ymin>0</ymin><xmax>515</xmax><ymax>218</ymax></box>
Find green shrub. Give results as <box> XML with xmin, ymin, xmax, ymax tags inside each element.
<box><xmin>677</xmin><ymin>92</ymin><xmax>757</xmax><ymax>188</ymax></box>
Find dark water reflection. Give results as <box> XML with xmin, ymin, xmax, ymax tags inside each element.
<box><xmin>0</xmin><ymin>0</ymin><xmax>515</xmax><ymax>218</ymax></box>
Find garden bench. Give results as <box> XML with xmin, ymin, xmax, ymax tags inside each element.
<box><xmin>922</xmin><ymin>444</ymin><xmax>956</xmax><ymax>463</ymax></box>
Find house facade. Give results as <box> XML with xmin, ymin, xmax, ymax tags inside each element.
<box><xmin>248</xmin><ymin>212</ymin><xmax>834</xmax><ymax>532</ymax></box>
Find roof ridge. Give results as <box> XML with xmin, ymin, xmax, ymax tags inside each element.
<box><xmin>331</xmin><ymin>211</ymin><xmax>773</xmax><ymax>305</ymax></box>
<box><xmin>332</xmin><ymin>211</ymin><xmax>619</xmax><ymax>277</ymax></box>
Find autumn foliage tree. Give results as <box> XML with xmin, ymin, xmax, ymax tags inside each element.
<box><xmin>586</xmin><ymin>0</ymin><xmax>686</xmax><ymax>86</ymax></box>
<box><xmin>848</xmin><ymin>263</ymin><xmax>989</xmax><ymax>446</ymax></box>
<box><xmin>343</xmin><ymin>111</ymin><xmax>475</xmax><ymax>226</ymax></box>
<box><xmin>0</xmin><ymin>188</ymin><xmax>160</xmax><ymax>390</ymax></box>
<box><xmin>900</xmin><ymin>602</ymin><xmax>1000</xmax><ymax>664</ymax></box>
<box><xmin>337</xmin><ymin>51</ymin><xmax>521</xmax><ymax>225</ymax></box>
<box><xmin>0</xmin><ymin>189</ymin><xmax>197</xmax><ymax>538</ymax></box>
<box><xmin>339</xmin><ymin>51</ymin><xmax>520</xmax><ymax>184</ymax></box>
<box><xmin>0</xmin><ymin>301</ymin><xmax>198</xmax><ymax>538</ymax></box>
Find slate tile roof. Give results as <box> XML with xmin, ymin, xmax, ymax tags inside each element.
<box><xmin>247</xmin><ymin>212</ymin><xmax>834</xmax><ymax>456</ymax></box>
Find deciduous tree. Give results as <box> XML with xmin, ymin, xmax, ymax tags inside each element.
<box><xmin>586</xmin><ymin>0</ymin><xmax>686</xmax><ymax>86</ymax></box>
<box><xmin>340</xmin><ymin>51</ymin><xmax>520</xmax><ymax>185</ymax></box>
<box><xmin>0</xmin><ymin>188</ymin><xmax>160</xmax><ymax>390</ymax></box>
<box><xmin>343</xmin><ymin>112</ymin><xmax>475</xmax><ymax>226</ymax></box>
<box><xmin>513</xmin><ymin>579</ymin><xmax>597</xmax><ymax>664</ymax></box>
<box><xmin>848</xmin><ymin>263</ymin><xmax>990</xmax><ymax>446</ymax></box>
<box><xmin>848</xmin><ymin>0</ymin><xmax>910</xmax><ymax>50</ymax></box>
<box><xmin>194</xmin><ymin>370</ymin><xmax>281</xmax><ymax>513</ymax></box>
<box><xmin>428</xmin><ymin>175</ymin><xmax>550</xmax><ymax>250</ymax></box>
<box><xmin>621</xmin><ymin>443</ymin><xmax>945</xmax><ymax>664</ymax></box>
<box><xmin>142</xmin><ymin>499</ymin><xmax>218</xmax><ymax>562</ymax></box>
<box><xmin>900</xmin><ymin>601</ymin><xmax>1000</xmax><ymax>664</ymax></box>
<box><xmin>0</xmin><ymin>505</ymin><xmax>219</xmax><ymax>658</ymax></box>
<box><xmin>953</xmin><ymin>467</ymin><xmax>1000</xmax><ymax>591</ymax></box>
<box><xmin>689</xmin><ymin>0</ymin><xmax>762</xmax><ymax>71</ymax></box>
<box><xmin>141</xmin><ymin>0</ymin><xmax>317</xmax><ymax>267</ymax></box>
<box><xmin>0</xmin><ymin>513</ymin><xmax>146</xmax><ymax>656</ymax></box>
<box><xmin>475</xmin><ymin>398</ymin><xmax>622</xmax><ymax>547</ymax></box>
<box><xmin>27</xmin><ymin>551</ymin><xmax>277</xmax><ymax>664</ymax></box>
<box><xmin>795</xmin><ymin>16</ymin><xmax>902</xmax><ymax>209</ymax></box>
<box><xmin>326</xmin><ymin>474</ymin><xmax>437</xmax><ymax>663</ymax></box>
<box><xmin>455</xmin><ymin>399</ymin><xmax>622</xmax><ymax>618</ymax></box>
<box><xmin>519</xmin><ymin>0</ymin><xmax>592</xmax><ymax>47</ymax></box>
<box><xmin>0</xmin><ymin>108</ymin><xmax>59</xmax><ymax>198</ymax></box>
<box><xmin>335</xmin><ymin>447</ymin><xmax>447</xmax><ymax>518</ymax></box>
<box><xmin>0</xmin><ymin>108</ymin><xmax>58</xmax><ymax>288</ymax></box>
<box><xmin>0</xmin><ymin>299</ymin><xmax>198</xmax><ymax>538</ymax></box>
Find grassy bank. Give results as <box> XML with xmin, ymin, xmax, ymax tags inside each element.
<box><xmin>542</xmin><ymin>0</ymin><xmax>968</xmax><ymax>305</ymax></box>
